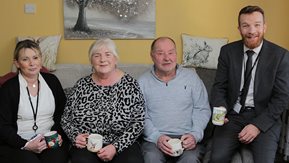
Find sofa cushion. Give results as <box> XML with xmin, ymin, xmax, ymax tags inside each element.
<box><xmin>182</xmin><ymin>34</ymin><xmax>228</xmax><ymax>69</ymax></box>
<box><xmin>52</xmin><ymin>63</ymin><xmax>151</xmax><ymax>89</ymax></box>
<box><xmin>195</xmin><ymin>67</ymin><xmax>216</xmax><ymax>100</ymax></box>
<box><xmin>0</xmin><ymin>72</ymin><xmax>16</xmax><ymax>87</ymax></box>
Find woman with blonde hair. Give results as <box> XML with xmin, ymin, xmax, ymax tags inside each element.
<box><xmin>0</xmin><ymin>39</ymin><xmax>69</xmax><ymax>163</ymax></box>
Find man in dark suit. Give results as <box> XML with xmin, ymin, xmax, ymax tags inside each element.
<box><xmin>209</xmin><ymin>5</ymin><xmax>289</xmax><ymax>163</ymax></box>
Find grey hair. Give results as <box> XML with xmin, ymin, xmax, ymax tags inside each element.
<box><xmin>88</xmin><ymin>38</ymin><xmax>119</xmax><ymax>63</ymax></box>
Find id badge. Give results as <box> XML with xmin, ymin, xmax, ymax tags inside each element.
<box><xmin>234</xmin><ymin>103</ymin><xmax>242</xmax><ymax>113</ymax></box>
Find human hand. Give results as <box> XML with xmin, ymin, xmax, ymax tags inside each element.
<box><xmin>180</xmin><ymin>133</ymin><xmax>196</xmax><ymax>150</ymax></box>
<box><xmin>97</xmin><ymin>144</ymin><xmax>116</xmax><ymax>162</ymax></box>
<box><xmin>74</xmin><ymin>133</ymin><xmax>89</xmax><ymax>148</ymax></box>
<box><xmin>224</xmin><ymin>117</ymin><xmax>229</xmax><ymax>124</ymax></box>
<box><xmin>157</xmin><ymin>135</ymin><xmax>173</xmax><ymax>155</ymax></box>
<box><xmin>238</xmin><ymin>124</ymin><xmax>260</xmax><ymax>144</ymax></box>
<box><xmin>58</xmin><ymin>134</ymin><xmax>63</xmax><ymax>146</ymax></box>
<box><xmin>25</xmin><ymin>134</ymin><xmax>47</xmax><ymax>153</ymax></box>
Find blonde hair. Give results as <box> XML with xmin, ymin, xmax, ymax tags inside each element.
<box><xmin>14</xmin><ymin>39</ymin><xmax>41</xmax><ymax>61</ymax></box>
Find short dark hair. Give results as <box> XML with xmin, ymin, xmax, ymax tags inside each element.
<box><xmin>238</xmin><ymin>5</ymin><xmax>265</xmax><ymax>26</ymax></box>
<box><xmin>14</xmin><ymin>39</ymin><xmax>41</xmax><ymax>60</ymax></box>
<box><xmin>150</xmin><ymin>37</ymin><xmax>176</xmax><ymax>52</ymax></box>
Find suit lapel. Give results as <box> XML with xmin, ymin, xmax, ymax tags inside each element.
<box><xmin>254</xmin><ymin>40</ymin><xmax>269</xmax><ymax>95</ymax></box>
<box><xmin>233</xmin><ymin>42</ymin><xmax>244</xmax><ymax>93</ymax></box>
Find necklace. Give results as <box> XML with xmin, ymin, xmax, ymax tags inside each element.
<box><xmin>26</xmin><ymin>80</ymin><xmax>40</xmax><ymax>133</ymax></box>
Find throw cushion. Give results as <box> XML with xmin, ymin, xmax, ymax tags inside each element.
<box><xmin>13</xmin><ymin>35</ymin><xmax>61</xmax><ymax>72</ymax></box>
<box><xmin>182</xmin><ymin>34</ymin><xmax>228</xmax><ymax>69</ymax></box>
<box><xmin>0</xmin><ymin>72</ymin><xmax>17</xmax><ymax>87</ymax></box>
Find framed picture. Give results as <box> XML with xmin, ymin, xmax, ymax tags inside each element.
<box><xmin>64</xmin><ymin>0</ymin><xmax>155</xmax><ymax>40</ymax></box>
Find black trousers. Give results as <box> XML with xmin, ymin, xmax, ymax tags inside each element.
<box><xmin>0</xmin><ymin>141</ymin><xmax>69</xmax><ymax>163</ymax></box>
<box><xmin>70</xmin><ymin>141</ymin><xmax>144</xmax><ymax>163</ymax></box>
<box><xmin>209</xmin><ymin>109</ymin><xmax>281</xmax><ymax>163</ymax></box>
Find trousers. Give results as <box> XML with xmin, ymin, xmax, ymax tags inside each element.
<box><xmin>209</xmin><ymin>109</ymin><xmax>281</xmax><ymax>163</ymax></box>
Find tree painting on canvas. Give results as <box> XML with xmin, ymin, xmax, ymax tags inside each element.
<box><xmin>64</xmin><ymin>0</ymin><xmax>155</xmax><ymax>39</ymax></box>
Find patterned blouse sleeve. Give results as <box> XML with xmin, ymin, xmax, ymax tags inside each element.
<box><xmin>61</xmin><ymin>81</ymin><xmax>83</xmax><ymax>143</ymax></box>
<box><xmin>112</xmin><ymin>78</ymin><xmax>145</xmax><ymax>153</ymax></box>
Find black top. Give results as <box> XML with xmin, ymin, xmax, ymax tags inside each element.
<box><xmin>0</xmin><ymin>72</ymin><xmax>67</xmax><ymax>148</ymax></box>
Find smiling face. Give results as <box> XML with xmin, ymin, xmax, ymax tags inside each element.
<box><xmin>151</xmin><ymin>38</ymin><xmax>177</xmax><ymax>76</ymax></box>
<box><xmin>238</xmin><ymin>11</ymin><xmax>266</xmax><ymax>49</ymax></box>
<box><xmin>14</xmin><ymin>48</ymin><xmax>42</xmax><ymax>78</ymax></box>
<box><xmin>91</xmin><ymin>45</ymin><xmax>118</xmax><ymax>75</ymax></box>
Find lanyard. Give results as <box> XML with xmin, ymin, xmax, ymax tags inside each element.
<box><xmin>26</xmin><ymin>80</ymin><xmax>40</xmax><ymax>133</ymax></box>
<box><xmin>242</xmin><ymin>53</ymin><xmax>261</xmax><ymax>92</ymax></box>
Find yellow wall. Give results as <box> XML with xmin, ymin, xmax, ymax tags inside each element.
<box><xmin>1</xmin><ymin>0</ymin><xmax>289</xmax><ymax>75</ymax></box>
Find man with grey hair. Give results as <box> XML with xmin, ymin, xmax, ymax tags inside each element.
<box><xmin>139</xmin><ymin>37</ymin><xmax>211</xmax><ymax>163</ymax></box>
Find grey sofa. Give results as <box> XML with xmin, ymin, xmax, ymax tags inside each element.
<box><xmin>52</xmin><ymin>64</ymin><xmax>287</xmax><ymax>163</ymax></box>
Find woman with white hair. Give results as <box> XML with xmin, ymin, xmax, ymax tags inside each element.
<box><xmin>61</xmin><ymin>38</ymin><xmax>145</xmax><ymax>163</ymax></box>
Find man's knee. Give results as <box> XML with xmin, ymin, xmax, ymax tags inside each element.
<box><xmin>209</xmin><ymin>150</ymin><xmax>233</xmax><ymax>163</ymax></box>
<box><xmin>178</xmin><ymin>155</ymin><xmax>199</xmax><ymax>163</ymax></box>
<box><xmin>143</xmin><ymin>150</ymin><xmax>165</xmax><ymax>163</ymax></box>
<box><xmin>142</xmin><ymin>141</ymin><xmax>166</xmax><ymax>163</ymax></box>
<box><xmin>177</xmin><ymin>150</ymin><xmax>200</xmax><ymax>163</ymax></box>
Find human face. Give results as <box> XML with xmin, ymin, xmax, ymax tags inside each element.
<box><xmin>151</xmin><ymin>38</ymin><xmax>177</xmax><ymax>76</ymax></box>
<box><xmin>238</xmin><ymin>11</ymin><xmax>266</xmax><ymax>49</ymax></box>
<box><xmin>91</xmin><ymin>46</ymin><xmax>117</xmax><ymax>75</ymax></box>
<box><xmin>14</xmin><ymin>48</ymin><xmax>42</xmax><ymax>78</ymax></box>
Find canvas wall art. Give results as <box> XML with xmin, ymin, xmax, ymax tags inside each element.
<box><xmin>64</xmin><ymin>0</ymin><xmax>155</xmax><ymax>39</ymax></box>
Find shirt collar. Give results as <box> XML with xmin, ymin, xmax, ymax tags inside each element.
<box><xmin>151</xmin><ymin>64</ymin><xmax>179</xmax><ymax>81</ymax></box>
<box><xmin>243</xmin><ymin>41</ymin><xmax>263</xmax><ymax>55</ymax></box>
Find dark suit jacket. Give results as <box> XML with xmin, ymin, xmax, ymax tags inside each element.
<box><xmin>0</xmin><ymin>72</ymin><xmax>67</xmax><ymax>148</ymax></box>
<box><xmin>211</xmin><ymin>39</ymin><xmax>289</xmax><ymax>133</ymax></box>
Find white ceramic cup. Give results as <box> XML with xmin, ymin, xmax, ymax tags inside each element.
<box><xmin>87</xmin><ymin>134</ymin><xmax>103</xmax><ymax>152</ymax></box>
<box><xmin>212</xmin><ymin>106</ymin><xmax>227</xmax><ymax>126</ymax></box>
<box><xmin>168</xmin><ymin>138</ymin><xmax>184</xmax><ymax>157</ymax></box>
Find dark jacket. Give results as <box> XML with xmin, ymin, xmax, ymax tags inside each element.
<box><xmin>0</xmin><ymin>72</ymin><xmax>66</xmax><ymax>148</ymax></box>
<box><xmin>211</xmin><ymin>39</ymin><xmax>289</xmax><ymax>132</ymax></box>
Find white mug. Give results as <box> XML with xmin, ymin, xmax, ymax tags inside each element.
<box><xmin>212</xmin><ymin>106</ymin><xmax>227</xmax><ymax>126</ymax></box>
<box><xmin>168</xmin><ymin>138</ymin><xmax>184</xmax><ymax>157</ymax></box>
<box><xmin>87</xmin><ymin>134</ymin><xmax>103</xmax><ymax>152</ymax></box>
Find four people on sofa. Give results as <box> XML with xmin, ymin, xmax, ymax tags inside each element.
<box><xmin>1</xmin><ymin>5</ymin><xmax>289</xmax><ymax>163</ymax></box>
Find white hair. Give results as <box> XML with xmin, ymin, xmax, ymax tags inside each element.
<box><xmin>88</xmin><ymin>38</ymin><xmax>119</xmax><ymax>62</ymax></box>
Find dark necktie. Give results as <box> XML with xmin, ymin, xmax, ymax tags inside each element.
<box><xmin>240</xmin><ymin>50</ymin><xmax>254</xmax><ymax>111</ymax></box>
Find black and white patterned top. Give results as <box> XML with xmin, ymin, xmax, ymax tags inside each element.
<box><xmin>61</xmin><ymin>73</ymin><xmax>145</xmax><ymax>152</ymax></box>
